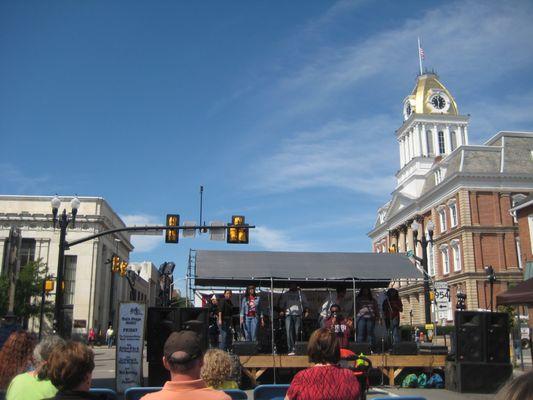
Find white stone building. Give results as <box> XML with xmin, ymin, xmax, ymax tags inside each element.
<box><xmin>0</xmin><ymin>195</ymin><xmax>134</xmax><ymax>338</ymax></box>
<box><xmin>128</xmin><ymin>261</ymin><xmax>160</xmax><ymax>307</ymax></box>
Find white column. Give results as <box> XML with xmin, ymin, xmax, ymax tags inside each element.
<box><xmin>456</xmin><ymin>125</ymin><xmax>463</xmax><ymax>146</ymax></box>
<box><xmin>413</xmin><ymin>127</ymin><xmax>421</xmax><ymax>157</ymax></box>
<box><xmin>433</xmin><ymin>124</ymin><xmax>440</xmax><ymax>155</ymax></box>
<box><xmin>463</xmin><ymin>125</ymin><xmax>469</xmax><ymax>145</ymax></box>
<box><xmin>399</xmin><ymin>138</ymin><xmax>405</xmax><ymax>167</ymax></box>
<box><xmin>420</xmin><ymin>124</ymin><xmax>428</xmax><ymax>156</ymax></box>
<box><xmin>409</xmin><ymin>131</ymin><xmax>415</xmax><ymax>160</ymax></box>
<box><xmin>445</xmin><ymin>125</ymin><xmax>452</xmax><ymax>154</ymax></box>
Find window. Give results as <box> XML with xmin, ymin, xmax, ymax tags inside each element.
<box><xmin>449</xmin><ymin>202</ymin><xmax>458</xmax><ymax>227</ymax></box>
<box><xmin>435</xmin><ymin>168</ymin><xmax>444</xmax><ymax>184</ymax></box>
<box><xmin>19</xmin><ymin>239</ymin><xmax>36</xmax><ymax>266</ymax></box>
<box><xmin>439</xmin><ymin>208</ymin><xmax>447</xmax><ymax>232</ymax></box>
<box><xmin>63</xmin><ymin>255</ymin><xmax>77</xmax><ymax>306</ymax></box>
<box><xmin>516</xmin><ymin>238</ymin><xmax>523</xmax><ymax>270</ymax></box>
<box><xmin>441</xmin><ymin>246</ymin><xmax>450</xmax><ymax>274</ymax></box>
<box><xmin>451</xmin><ymin>241</ymin><xmax>462</xmax><ymax>272</ymax></box>
<box><xmin>438</xmin><ymin>131</ymin><xmax>445</xmax><ymax>154</ymax></box>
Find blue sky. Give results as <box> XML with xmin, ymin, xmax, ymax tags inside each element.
<box><xmin>2</xmin><ymin>0</ymin><xmax>533</xmax><ymax>290</ymax></box>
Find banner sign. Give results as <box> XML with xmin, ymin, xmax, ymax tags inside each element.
<box><xmin>116</xmin><ymin>302</ymin><xmax>146</xmax><ymax>393</ymax></box>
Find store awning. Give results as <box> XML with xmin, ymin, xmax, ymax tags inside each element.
<box><xmin>193</xmin><ymin>250</ymin><xmax>423</xmax><ymax>288</ymax></box>
<box><xmin>496</xmin><ymin>278</ymin><xmax>533</xmax><ymax>306</ymax></box>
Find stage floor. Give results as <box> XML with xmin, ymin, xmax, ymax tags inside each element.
<box><xmin>239</xmin><ymin>354</ymin><xmax>447</xmax><ymax>386</ymax></box>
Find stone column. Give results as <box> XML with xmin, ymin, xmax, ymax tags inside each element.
<box><xmin>456</xmin><ymin>125</ymin><xmax>463</xmax><ymax>146</ymax></box>
<box><xmin>433</xmin><ymin>124</ymin><xmax>440</xmax><ymax>155</ymax></box>
<box><xmin>413</xmin><ymin>128</ymin><xmax>421</xmax><ymax>157</ymax></box>
<box><xmin>445</xmin><ymin>125</ymin><xmax>452</xmax><ymax>153</ymax></box>
<box><xmin>463</xmin><ymin>125</ymin><xmax>469</xmax><ymax>145</ymax></box>
<box><xmin>398</xmin><ymin>228</ymin><xmax>406</xmax><ymax>253</ymax></box>
<box><xmin>399</xmin><ymin>138</ymin><xmax>405</xmax><ymax>167</ymax></box>
<box><xmin>420</xmin><ymin>124</ymin><xmax>428</xmax><ymax>156</ymax></box>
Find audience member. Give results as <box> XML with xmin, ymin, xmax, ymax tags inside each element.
<box><xmin>496</xmin><ymin>369</ymin><xmax>533</xmax><ymax>400</ymax></box>
<box><xmin>44</xmin><ymin>341</ymin><xmax>95</xmax><ymax>399</ymax></box>
<box><xmin>200</xmin><ymin>349</ymin><xmax>238</xmax><ymax>390</ymax></box>
<box><xmin>141</xmin><ymin>330</ymin><xmax>230</xmax><ymax>400</ymax></box>
<box><xmin>285</xmin><ymin>328</ymin><xmax>360</xmax><ymax>400</ymax></box>
<box><xmin>6</xmin><ymin>335</ymin><xmax>65</xmax><ymax>400</ymax></box>
<box><xmin>0</xmin><ymin>330</ymin><xmax>36</xmax><ymax>390</ymax></box>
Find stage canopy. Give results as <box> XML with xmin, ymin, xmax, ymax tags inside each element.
<box><xmin>496</xmin><ymin>278</ymin><xmax>533</xmax><ymax>306</ymax></box>
<box><xmin>193</xmin><ymin>250</ymin><xmax>423</xmax><ymax>288</ymax></box>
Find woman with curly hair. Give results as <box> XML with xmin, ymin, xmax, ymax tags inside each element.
<box><xmin>200</xmin><ymin>349</ymin><xmax>238</xmax><ymax>390</ymax></box>
<box><xmin>0</xmin><ymin>330</ymin><xmax>36</xmax><ymax>390</ymax></box>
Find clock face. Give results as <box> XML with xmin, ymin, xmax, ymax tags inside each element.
<box><xmin>431</xmin><ymin>95</ymin><xmax>446</xmax><ymax>110</ymax></box>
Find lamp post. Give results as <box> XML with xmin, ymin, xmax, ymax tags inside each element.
<box><xmin>411</xmin><ymin>220</ymin><xmax>435</xmax><ymax>324</ymax></box>
<box><xmin>51</xmin><ymin>195</ymin><xmax>80</xmax><ymax>337</ymax></box>
<box><xmin>485</xmin><ymin>265</ymin><xmax>496</xmax><ymax>312</ymax></box>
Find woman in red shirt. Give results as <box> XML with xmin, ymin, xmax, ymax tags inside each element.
<box><xmin>285</xmin><ymin>328</ymin><xmax>360</xmax><ymax>400</ymax></box>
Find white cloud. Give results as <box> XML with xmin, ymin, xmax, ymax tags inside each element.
<box><xmin>0</xmin><ymin>164</ymin><xmax>49</xmax><ymax>194</ymax></box>
<box><xmin>253</xmin><ymin>226</ymin><xmax>311</xmax><ymax>251</ymax></box>
<box><xmin>120</xmin><ymin>214</ymin><xmax>163</xmax><ymax>253</ymax></box>
<box><xmin>250</xmin><ymin>115</ymin><xmax>397</xmax><ymax>196</ymax></box>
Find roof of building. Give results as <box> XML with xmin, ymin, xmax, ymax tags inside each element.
<box><xmin>406</xmin><ymin>72</ymin><xmax>459</xmax><ymax>116</ymax></box>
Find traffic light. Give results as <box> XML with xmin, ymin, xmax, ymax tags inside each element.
<box><xmin>120</xmin><ymin>261</ymin><xmax>128</xmax><ymax>277</ymax></box>
<box><xmin>112</xmin><ymin>255</ymin><xmax>121</xmax><ymax>273</ymax></box>
<box><xmin>165</xmin><ymin>214</ymin><xmax>180</xmax><ymax>243</ymax></box>
<box><xmin>227</xmin><ymin>215</ymin><xmax>249</xmax><ymax>244</ymax></box>
<box><xmin>44</xmin><ymin>279</ymin><xmax>55</xmax><ymax>293</ymax></box>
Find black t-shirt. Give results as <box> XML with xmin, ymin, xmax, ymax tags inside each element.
<box><xmin>218</xmin><ymin>298</ymin><xmax>234</xmax><ymax>320</ymax></box>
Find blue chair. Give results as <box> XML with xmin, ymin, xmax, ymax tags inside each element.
<box><xmin>224</xmin><ymin>389</ymin><xmax>248</xmax><ymax>399</ymax></box>
<box><xmin>124</xmin><ymin>387</ymin><xmax>162</xmax><ymax>400</ymax></box>
<box><xmin>253</xmin><ymin>384</ymin><xmax>290</xmax><ymax>400</ymax></box>
<box><xmin>89</xmin><ymin>388</ymin><xmax>118</xmax><ymax>399</ymax></box>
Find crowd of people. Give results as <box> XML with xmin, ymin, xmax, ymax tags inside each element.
<box><xmin>0</xmin><ymin>325</ymin><xmax>531</xmax><ymax>400</ymax></box>
<box><xmin>208</xmin><ymin>285</ymin><xmax>404</xmax><ymax>355</ymax></box>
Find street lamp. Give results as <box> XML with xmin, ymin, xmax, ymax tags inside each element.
<box><xmin>411</xmin><ymin>219</ymin><xmax>435</xmax><ymax>324</ymax></box>
<box><xmin>485</xmin><ymin>265</ymin><xmax>496</xmax><ymax>312</ymax></box>
<box><xmin>51</xmin><ymin>195</ymin><xmax>80</xmax><ymax>337</ymax></box>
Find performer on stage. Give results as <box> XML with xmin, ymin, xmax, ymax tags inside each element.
<box><xmin>383</xmin><ymin>288</ymin><xmax>403</xmax><ymax>345</ymax></box>
<box><xmin>318</xmin><ymin>287</ymin><xmax>354</xmax><ymax>327</ymax></box>
<box><xmin>355</xmin><ymin>287</ymin><xmax>379</xmax><ymax>347</ymax></box>
<box><xmin>240</xmin><ymin>285</ymin><xmax>264</xmax><ymax>341</ymax></box>
<box><xmin>279</xmin><ymin>283</ymin><xmax>309</xmax><ymax>355</ymax></box>
<box><xmin>217</xmin><ymin>289</ymin><xmax>234</xmax><ymax>351</ymax></box>
<box><xmin>324</xmin><ymin>304</ymin><xmax>353</xmax><ymax>349</ymax></box>
<box><xmin>208</xmin><ymin>295</ymin><xmax>220</xmax><ymax>348</ymax></box>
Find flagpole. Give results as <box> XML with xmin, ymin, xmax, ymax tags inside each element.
<box><xmin>418</xmin><ymin>37</ymin><xmax>423</xmax><ymax>75</ymax></box>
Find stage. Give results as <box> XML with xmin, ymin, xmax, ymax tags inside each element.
<box><xmin>238</xmin><ymin>354</ymin><xmax>447</xmax><ymax>386</ymax></box>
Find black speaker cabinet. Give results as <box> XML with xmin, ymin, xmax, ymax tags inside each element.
<box><xmin>148</xmin><ymin>361</ymin><xmax>170</xmax><ymax>387</ymax></box>
<box><xmin>418</xmin><ymin>343</ymin><xmax>448</xmax><ymax>355</ymax></box>
<box><xmin>455</xmin><ymin>311</ymin><xmax>509</xmax><ymax>363</ymax></box>
<box><xmin>347</xmin><ymin>343</ymin><xmax>372</xmax><ymax>355</ymax></box>
<box><xmin>391</xmin><ymin>341</ymin><xmax>418</xmax><ymax>355</ymax></box>
<box><xmin>178</xmin><ymin>307</ymin><xmax>209</xmax><ymax>351</ymax></box>
<box><xmin>233</xmin><ymin>341</ymin><xmax>259</xmax><ymax>356</ymax></box>
<box><xmin>445</xmin><ymin>361</ymin><xmax>512</xmax><ymax>393</ymax></box>
<box><xmin>295</xmin><ymin>341</ymin><xmax>308</xmax><ymax>355</ymax></box>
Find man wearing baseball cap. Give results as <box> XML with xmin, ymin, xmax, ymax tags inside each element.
<box><xmin>141</xmin><ymin>330</ymin><xmax>230</xmax><ymax>400</ymax></box>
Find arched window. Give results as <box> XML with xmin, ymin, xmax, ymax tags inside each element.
<box><xmin>438</xmin><ymin>131</ymin><xmax>446</xmax><ymax>154</ymax></box>
<box><xmin>451</xmin><ymin>240</ymin><xmax>462</xmax><ymax>272</ymax></box>
<box><xmin>441</xmin><ymin>245</ymin><xmax>450</xmax><ymax>275</ymax></box>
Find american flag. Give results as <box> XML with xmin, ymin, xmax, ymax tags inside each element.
<box><xmin>419</xmin><ymin>46</ymin><xmax>425</xmax><ymax>60</ymax></box>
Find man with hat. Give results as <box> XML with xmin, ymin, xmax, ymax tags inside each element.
<box><xmin>141</xmin><ymin>331</ymin><xmax>230</xmax><ymax>400</ymax></box>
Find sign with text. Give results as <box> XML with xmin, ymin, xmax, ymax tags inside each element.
<box><xmin>116</xmin><ymin>302</ymin><xmax>146</xmax><ymax>393</ymax></box>
<box><xmin>434</xmin><ymin>281</ymin><xmax>450</xmax><ymax>319</ymax></box>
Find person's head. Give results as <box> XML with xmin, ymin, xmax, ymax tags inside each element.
<box><xmin>307</xmin><ymin>328</ymin><xmax>340</xmax><ymax>365</ymax></box>
<box><xmin>329</xmin><ymin>304</ymin><xmax>341</xmax><ymax>316</ymax></box>
<box><xmin>34</xmin><ymin>335</ymin><xmax>66</xmax><ymax>378</ymax></box>
<box><xmin>357</xmin><ymin>287</ymin><xmax>373</xmax><ymax>300</ymax></box>
<box><xmin>289</xmin><ymin>283</ymin><xmax>298</xmax><ymax>292</ymax></box>
<box><xmin>336</xmin><ymin>287</ymin><xmax>346</xmax><ymax>299</ymax></box>
<box><xmin>386</xmin><ymin>288</ymin><xmax>399</xmax><ymax>300</ymax></box>
<box><xmin>497</xmin><ymin>370</ymin><xmax>533</xmax><ymax>400</ymax></box>
<box><xmin>163</xmin><ymin>330</ymin><xmax>204</xmax><ymax>380</ymax></box>
<box><xmin>0</xmin><ymin>330</ymin><xmax>36</xmax><ymax>389</ymax></box>
<box><xmin>211</xmin><ymin>295</ymin><xmax>218</xmax><ymax>304</ymax></box>
<box><xmin>245</xmin><ymin>285</ymin><xmax>256</xmax><ymax>298</ymax></box>
<box><xmin>223</xmin><ymin>290</ymin><xmax>232</xmax><ymax>300</ymax></box>
<box><xmin>45</xmin><ymin>341</ymin><xmax>95</xmax><ymax>392</ymax></box>
<box><xmin>200</xmin><ymin>348</ymin><xmax>232</xmax><ymax>389</ymax></box>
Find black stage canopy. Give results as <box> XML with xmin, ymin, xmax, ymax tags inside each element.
<box><xmin>194</xmin><ymin>250</ymin><xmax>423</xmax><ymax>288</ymax></box>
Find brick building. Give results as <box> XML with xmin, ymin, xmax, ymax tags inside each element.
<box><xmin>368</xmin><ymin>72</ymin><xmax>533</xmax><ymax>325</ymax></box>
<box><xmin>511</xmin><ymin>195</ymin><xmax>533</xmax><ymax>279</ymax></box>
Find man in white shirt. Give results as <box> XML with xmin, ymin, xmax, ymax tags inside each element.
<box><xmin>318</xmin><ymin>287</ymin><xmax>354</xmax><ymax>327</ymax></box>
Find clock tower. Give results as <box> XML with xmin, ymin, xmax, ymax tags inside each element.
<box><xmin>395</xmin><ymin>72</ymin><xmax>469</xmax><ymax>198</ymax></box>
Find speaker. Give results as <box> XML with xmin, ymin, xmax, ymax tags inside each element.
<box><xmin>455</xmin><ymin>311</ymin><xmax>485</xmax><ymax>362</ymax></box>
<box><xmin>178</xmin><ymin>307</ymin><xmax>209</xmax><ymax>351</ymax></box>
<box><xmin>147</xmin><ymin>307</ymin><xmax>180</xmax><ymax>362</ymax></box>
<box><xmin>391</xmin><ymin>341</ymin><xmax>418</xmax><ymax>355</ymax></box>
<box><xmin>148</xmin><ymin>361</ymin><xmax>170</xmax><ymax>387</ymax></box>
<box><xmin>295</xmin><ymin>341</ymin><xmax>308</xmax><ymax>355</ymax></box>
<box><xmin>418</xmin><ymin>343</ymin><xmax>448</xmax><ymax>355</ymax></box>
<box><xmin>347</xmin><ymin>343</ymin><xmax>372</xmax><ymax>355</ymax></box>
<box><xmin>445</xmin><ymin>361</ymin><xmax>512</xmax><ymax>393</ymax></box>
<box><xmin>233</xmin><ymin>341</ymin><xmax>259</xmax><ymax>356</ymax></box>
<box><xmin>485</xmin><ymin>312</ymin><xmax>510</xmax><ymax>363</ymax></box>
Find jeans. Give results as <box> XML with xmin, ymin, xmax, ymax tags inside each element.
<box><xmin>219</xmin><ymin>320</ymin><xmax>232</xmax><ymax>351</ymax></box>
<box><xmin>106</xmin><ymin>337</ymin><xmax>113</xmax><ymax>348</ymax></box>
<box><xmin>356</xmin><ymin>317</ymin><xmax>375</xmax><ymax>347</ymax></box>
<box><xmin>391</xmin><ymin>317</ymin><xmax>400</xmax><ymax>345</ymax></box>
<box><xmin>244</xmin><ymin>316</ymin><xmax>259</xmax><ymax>341</ymax></box>
<box><xmin>285</xmin><ymin>315</ymin><xmax>302</xmax><ymax>353</ymax></box>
